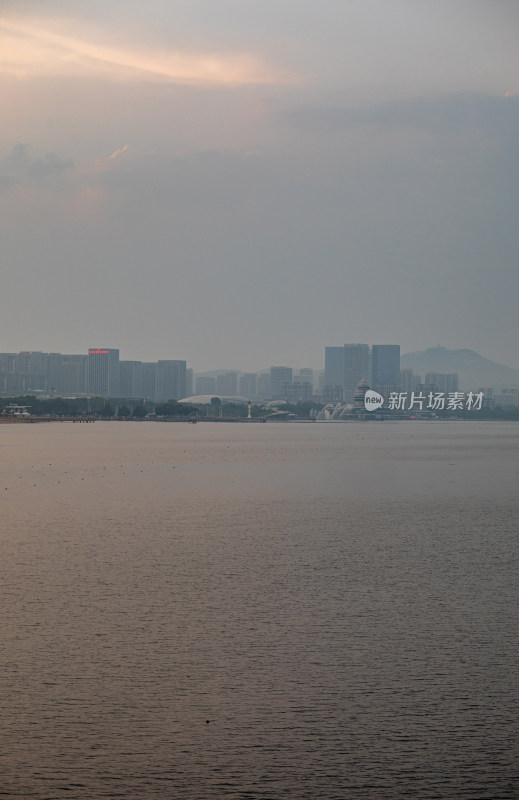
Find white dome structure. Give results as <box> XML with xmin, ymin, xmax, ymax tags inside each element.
<box><xmin>178</xmin><ymin>394</ymin><xmax>251</xmax><ymax>405</ymax></box>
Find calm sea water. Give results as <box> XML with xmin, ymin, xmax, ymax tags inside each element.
<box><xmin>1</xmin><ymin>421</ymin><xmax>517</xmax><ymax>799</ymax></box>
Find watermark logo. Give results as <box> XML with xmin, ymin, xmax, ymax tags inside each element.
<box><xmin>362</xmin><ymin>390</ymin><xmax>485</xmax><ymax>412</ymax></box>
<box><xmin>387</xmin><ymin>391</ymin><xmax>484</xmax><ymax>411</ymax></box>
<box><xmin>364</xmin><ymin>390</ymin><xmax>384</xmax><ymax>411</ymax></box>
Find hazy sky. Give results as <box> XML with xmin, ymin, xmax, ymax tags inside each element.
<box><xmin>1</xmin><ymin>0</ymin><xmax>518</xmax><ymax>370</ymax></box>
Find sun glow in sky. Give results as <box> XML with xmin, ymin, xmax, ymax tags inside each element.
<box><xmin>0</xmin><ymin>17</ymin><xmax>286</xmax><ymax>85</ymax></box>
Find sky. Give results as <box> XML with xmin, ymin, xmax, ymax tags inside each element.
<box><xmin>1</xmin><ymin>0</ymin><xmax>518</xmax><ymax>371</ymax></box>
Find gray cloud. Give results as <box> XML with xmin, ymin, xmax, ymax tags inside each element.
<box><xmin>281</xmin><ymin>92</ymin><xmax>519</xmax><ymax>137</ymax></box>
<box><xmin>2</xmin><ymin>143</ymin><xmax>73</xmax><ymax>185</ymax></box>
<box><xmin>28</xmin><ymin>150</ymin><xmax>74</xmax><ymax>178</ymax></box>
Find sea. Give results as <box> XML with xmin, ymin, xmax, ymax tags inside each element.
<box><xmin>1</xmin><ymin>420</ymin><xmax>517</xmax><ymax>799</ymax></box>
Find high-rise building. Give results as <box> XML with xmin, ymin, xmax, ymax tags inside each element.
<box><xmin>0</xmin><ymin>353</ymin><xmax>17</xmax><ymax>374</ymax></box>
<box><xmin>239</xmin><ymin>373</ymin><xmax>257</xmax><ymax>397</ymax></box>
<box><xmin>325</xmin><ymin>347</ymin><xmax>344</xmax><ymax>388</ymax></box>
<box><xmin>51</xmin><ymin>354</ymin><xmax>88</xmax><ymax>394</ymax></box>
<box><xmin>196</xmin><ymin>376</ymin><xmax>216</xmax><ymax>394</ymax></box>
<box><xmin>283</xmin><ymin>381</ymin><xmax>313</xmax><ymax>403</ymax></box>
<box><xmin>216</xmin><ymin>372</ymin><xmax>238</xmax><ymax>395</ymax></box>
<box><xmin>494</xmin><ymin>390</ymin><xmax>518</xmax><ymax>407</ymax></box>
<box><xmin>425</xmin><ymin>373</ymin><xmax>459</xmax><ymax>393</ymax></box>
<box><xmin>270</xmin><ymin>366</ymin><xmax>292</xmax><ymax>399</ymax></box>
<box><xmin>1</xmin><ymin>372</ymin><xmax>26</xmax><ymax>395</ymax></box>
<box><xmin>0</xmin><ymin>351</ymin><xmax>88</xmax><ymax>396</ymax></box>
<box><xmin>343</xmin><ymin>344</ymin><xmax>370</xmax><ymax>404</ymax></box>
<box><xmin>156</xmin><ymin>360</ymin><xmax>187</xmax><ymax>401</ymax></box>
<box><xmin>372</xmin><ymin>345</ymin><xmax>400</xmax><ymax>387</ymax></box>
<box><xmin>324</xmin><ymin>347</ymin><xmax>344</xmax><ymax>401</ymax></box>
<box><xmin>88</xmin><ymin>348</ymin><xmax>120</xmax><ymax>397</ymax></box>
<box><xmin>119</xmin><ymin>361</ymin><xmax>144</xmax><ymax>398</ymax></box>
<box><xmin>400</xmin><ymin>369</ymin><xmax>421</xmax><ymax>393</ymax></box>
<box><xmin>322</xmin><ymin>385</ymin><xmax>343</xmax><ymax>403</ymax></box>
<box><xmin>257</xmin><ymin>373</ymin><xmax>271</xmax><ymax>399</ymax></box>
<box><xmin>16</xmin><ymin>352</ymin><xmax>48</xmax><ymax>391</ymax></box>
<box><xmin>142</xmin><ymin>362</ymin><xmax>157</xmax><ymax>401</ymax></box>
<box><xmin>186</xmin><ymin>368</ymin><xmax>193</xmax><ymax>398</ymax></box>
<box><xmin>296</xmin><ymin>368</ymin><xmax>314</xmax><ymax>389</ymax></box>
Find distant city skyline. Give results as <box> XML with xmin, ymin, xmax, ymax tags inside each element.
<box><xmin>1</xmin><ymin>341</ymin><xmax>519</xmax><ymax>378</ymax></box>
<box><xmin>2</xmin><ymin>342</ymin><xmax>518</xmax><ymax>402</ymax></box>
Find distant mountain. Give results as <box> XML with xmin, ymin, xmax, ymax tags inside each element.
<box><xmin>401</xmin><ymin>347</ymin><xmax>519</xmax><ymax>390</ymax></box>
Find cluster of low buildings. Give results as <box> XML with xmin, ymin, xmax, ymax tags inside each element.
<box><xmin>193</xmin><ymin>367</ymin><xmax>314</xmax><ymax>403</ymax></box>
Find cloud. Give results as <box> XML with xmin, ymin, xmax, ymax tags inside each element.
<box><xmin>0</xmin><ymin>17</ymin><xmax>288</xmax><ymax>86</ymax></box>
<box><xmin>281</xmin><ymin>92</ymin><xmax>519</xmax><ymax>137</ymax></box>
<box><xmin>1</xmin><ymin>143</ymin><xmax>73</xmax><ymax>188</ymax></box>
<box><xmin>108</xmin><ymin>144</ymin><xmax>129</xmax><ymax>160</ymax></box>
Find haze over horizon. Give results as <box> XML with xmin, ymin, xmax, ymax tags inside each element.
<box><xmin>2</xmin><ymin>1</ymin><xmax>518</xmax><ymax>372</ymax></box>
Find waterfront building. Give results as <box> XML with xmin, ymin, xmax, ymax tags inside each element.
<box><xmin>494</xmin><ymin>391</ymin><xmax>518</xmax><ymax>407</ymax></box>
<box><xmin>375</xmin><ymin>384</ymin><xmax>401</xmax><ymax>404</ymax></box>
<box><xmin>88</xmin><ymin>348</ymin><xmax>120</xmax><ymax>397</ymax></box>
<box><xmin>416</xmin><ymin>384</ymin><xmax>437</xmax><ymax>399</ymax></box>
<box><xmin>0</xmin><ymin>351</ymin><xmax>88</xmax><ymax>396</ymax></box>
<box><xmin>0</xmin><ymin>349</ymin><xmax>195</xmax><ymax>402</ymax></box>
<box><xmin>50</xmin><ymin>354</ymin><xmax>88</xmax><ymax>395</ymax></box>
<box><xmin>296</xmin><ymin>368</ymin><xmax>314</xmax><ymax>390</ymax></box>
<box><xmin>1</xmin><ymin>371</ymin><xmax>26</xmax><ymax>395</ymax></box>
<box><xmin>270</xmin><ymin>366</ymin><xmax>292</xmax><ymax>400</ymax></box>
<box><xmin>0</xmin><ymin>353</ymin><xmax>17</xmax><ymax>374</ymax></box>
<box><xmin>141</xmin><ymin>362</ymin><xmax>157</xmax><ymax>401</ymax></box>
<box><xmin>196</xmin><ymin>376</ymin><xmax>216</xmax><ymax>394</ymax></box>
<box><xmin>325</xmin><ymin>347</ymin><xmax>344</xmax><ymax>399</ymax></box>
<box><xmin>322</xmin><ymin>384</ymin><xmax>344</xmax><ymax>403</ymax></box>
<box><xmin>239</xmin><ymin>373</ymin><xmax>257</xmax><ymax>398</ymax></box>
<box><xmin>186</xmin><ymin>368</ymin><xmax>194</xmax><ymax>398</ymax></box>
<box><xmin>372</xmin><ymin>345</ymin><xmax>400</xmax><ymax>387</ymax></box>
<box><xmin>400</xmin><ymin>369</ymin><xmax>421</xmax><ymax>393</ymax></box>
<box><xmin>256</xmin><ymin>373</ymin><xmax>272</xmax><ymax>399</ymax></box>
<box><xmin>156</xmin><ymin>360</ymin><xmax>187</xmax><ymax>401</ymax></box>
<box><xmin>16</xmin><ymin>352</ymin><xmax>48</xmax><ymax>391</ymax></box>
<box><xmin>425</xmin><ymin>373</ymin><xmax>459</xmax><ymax>393</ymax></box>
<box><xmin>282</xmin><ymin>381</ymin><xmax>313</xmax><ymax>403</ymax></box>
<box><xmin>344</xmin><ymin>344</ymin><xmax>370</xmax><ymax>404</ymax></box>
<box><xmin>119</xmin><ymin>361</ymin><xmax>144</xmax><ymax>399</ymax></box>
<box><xmin>216</xmin><ymin>372</ymin><xmax>238</xmax><ymax>396</ymax></box>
